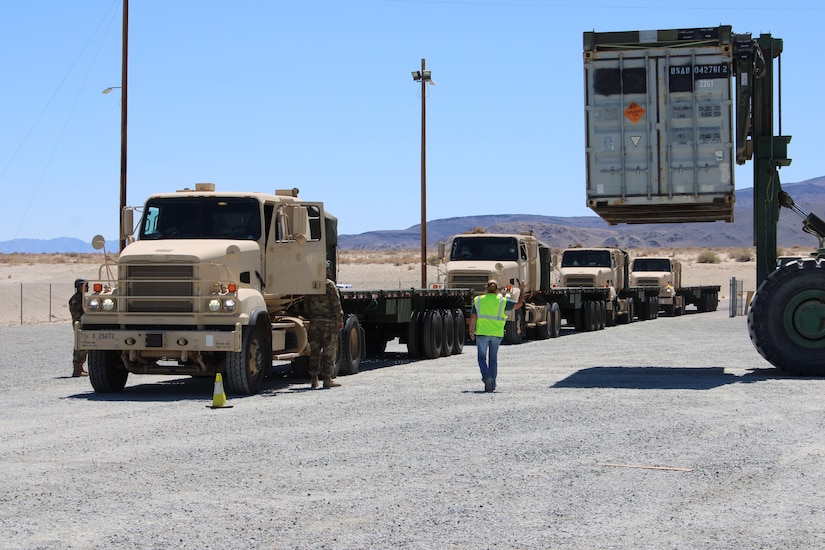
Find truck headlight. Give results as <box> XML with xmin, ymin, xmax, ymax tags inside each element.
<box><xmin>102</xmin><ymin>298</ymin><xmax>116</xmax><ymax>311</ymax></box>
<box><xmin>223</xmin><ymin>298</ymin><xmax>237</xmax><ymax>312</ymax></box>
<box><xmin>87</xmin><ymin>297</ymin><xmax>101</xmax><ymax>312</ymax></box>
<box><xmin>208</xmin><ymin>298</ymin><xmax>222</xmax><ymax>312</ymax></box>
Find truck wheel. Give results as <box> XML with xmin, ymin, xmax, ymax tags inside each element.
<box><xmin>422</xmin><ymin>309</ymin><xmax>444</xmax><ymax>359</ymax></box>
<box><xmin>504</xmin><ymin>308</ymin><xmax>524</xmax><ymax>344</ymax></box>
<box><xmin>748</xmin><ymin>259</ymin><xmax>825</xmax><ymax>376</ymax></box>
<box><xmin>226</xmin><ymin>324</ymin><xmax>266</xmax><ymax>395</ymax></box>
<box><xmin>534</xmin><ymin>306</ymin><xmax>551</xmax><ymax>340</ymax></box>
<box><xmin>623</xmin><ymin>297</ymin><xmax>635</xmax><ymax>324</ymax></box>
<box><xmin>339</xmin><ymin>314</ymin><xmax>362</xmax><ymax>375</ymax></box>
<box><xmin>582</xmin><ymin>300</ymin><xmax>594</xmax><ymax>332</ymax></box>
<box><xmin>88</xmin><ymin>350</ymin><xmax>128</xmax><ymax>393</ymax></box>
<box><xmin>549</xmin><ymin>302</ymin><xmax>561</xmax><ymax>337</ymax></box>
<box><xmin>407</xmin><ymin>311</ymin><xmax>424</xmax><ymax>358</ymax></box>
<box><xmin>451</xmin><ymin>308</ymin><xmax>465</xmax><ymax>355</ymax></box>
<box><xmin>441</xmin><ymin>309</ymin><xmax>454</xmax><ymax>357</ymax></box>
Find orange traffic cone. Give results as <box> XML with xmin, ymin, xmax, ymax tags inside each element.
<box><xmin>209</xmin><ymin>373</ymin><xmax>233</xmax><ymax>409</ymax></box>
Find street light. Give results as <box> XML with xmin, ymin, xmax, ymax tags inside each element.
<box><xmin>412</xmin><ymin>59</ymin><xmax>435</xmax><ymax>289</ymax></box>
<box><xmin>101</xmin><ymin>86</ymin><xmax>120</xmax><ymax>94</ymax></box>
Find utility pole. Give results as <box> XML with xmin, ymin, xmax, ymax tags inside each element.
<box><xmin>411</xmin><ymin>59</ymin><xmax>434</xmax><ymax>288</ymax></box>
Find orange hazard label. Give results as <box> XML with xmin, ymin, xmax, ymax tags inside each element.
<box><xmin>624</xmin><ymin>102</ymin><xmax>645</xmax><ymax>124</ymax></box>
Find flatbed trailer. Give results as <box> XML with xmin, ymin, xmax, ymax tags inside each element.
<box><xmin>677</xmin><ymin>285</ymin><xmax>720</xmax><ymax>313</ymax></box>
<box><xmin>339</xmin><ymin>287</ymin><xmax>474</xmax><ymax>362</ymax></box>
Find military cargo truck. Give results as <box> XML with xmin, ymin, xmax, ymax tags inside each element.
<box><xmin>629</xmin><ymin>257</ymin><xmax>720</xmax><ymax>315</ymax></box>
<box><xmin>76</xmin><ymin>184</ymin><xmax>472</xmax><ymax>395</ymax></box>
<box><xmin>441</xmin><ymin>231</ymin><xmax>611</xmax><ymax>341</ymax></box>
<box><xmin>557</xmin><ymin>247</ymin><xmax>660</xmax><ymax>324</ymax></box>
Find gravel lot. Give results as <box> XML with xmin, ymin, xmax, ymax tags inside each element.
<box><xmin>2</xmin><ymin>303</ymin><xmax>824</xmax><ymax>549</ymax></box>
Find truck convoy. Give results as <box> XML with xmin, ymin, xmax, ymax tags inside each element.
<box><xmin>76</xmin><ymin>184</ymin><xmax>472</xmax><ymax>395</ymax></box>
<box><xmin>629</xmin><ymin>257</ymin><xmax>720</xmax><ymax>316</ymax></box>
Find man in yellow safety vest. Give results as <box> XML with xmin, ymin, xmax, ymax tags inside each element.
<box><xmin>468</xmin><ymin>279</ymin><xmax>526</xmax><ymax>392</ymax></box>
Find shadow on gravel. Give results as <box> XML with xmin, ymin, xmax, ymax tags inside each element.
<box><xmin>552</xmin><ymin>366</ymin><xmax>787</xmax><ymax>390</ymax></box>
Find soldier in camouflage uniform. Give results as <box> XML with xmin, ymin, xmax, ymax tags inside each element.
<box><xmin>69</xmin><ymin>278</ymin><xmax>88</xmax><ymax>377</ymax></box>
<box><xmin>303</xmin><ymin>268</ymin><xmax>344</xmax><ymax>389</ymax></box>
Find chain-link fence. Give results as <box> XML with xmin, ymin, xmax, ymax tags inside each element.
<box><xmin>0</xmin><ymin>283</ymin><xmax>75</xmax><ymax>326</ymax></box>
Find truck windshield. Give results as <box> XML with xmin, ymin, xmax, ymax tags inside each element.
<box><xmin>632</xmin><ymin>258</ymin><xmax>672</xmax><ymax>272</ymax></box>
<box><xmin>561</xmin><ymin>250</ymin><xmax>611</xmax><ymax>267</ymax></box>
<box><xmin>138</xmin><ymin>197</ymin><xmax>262</xmax><ymax>241</ymax></box>
<box><xmin>450</xmin><ymin>236</ymin><xmax>518</xmax><ymax>261</ymax></box>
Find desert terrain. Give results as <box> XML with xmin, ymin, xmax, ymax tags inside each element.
<box><xmin>0</xmin><ymin>248</ymin><xmax>760</xmax><ymax>326</ymax></box>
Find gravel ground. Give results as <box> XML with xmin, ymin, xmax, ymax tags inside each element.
<box><xmin>2</xmin><ymin>304</ymin><xmax>825</xmax><ymax>549</ymax></box>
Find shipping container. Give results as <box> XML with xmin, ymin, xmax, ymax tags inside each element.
<box><xmin>583</xmin><ymin>26</ymin><xmax>735</xmax><ymax>224</ymax></box>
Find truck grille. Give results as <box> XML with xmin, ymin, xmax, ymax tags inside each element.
<box><xmin>635</xmin><ymin>277</ymin><xmax>660</xmax><ymax>287</ymax></box>
<box><xmin>448</xmin><ymin>274</ymin><xmax>489</xmax><ymax>293</ymax></box>
<box><xmin>125</xmin><ymin>264</ymin><xmax>195</xmax><ymax>313</ymax></box>
<box><xmin>565</xmin><ymin>276</ymin><xmax>596</xmax><ymax>287</ymax></box>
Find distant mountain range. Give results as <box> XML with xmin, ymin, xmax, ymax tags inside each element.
<box><xmin>3</xmin><ymin>177</ymin><xmax>824</xmax><ymax>254</ymax></box>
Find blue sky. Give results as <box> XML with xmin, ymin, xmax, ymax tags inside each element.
<box><xmin>1</xmin><ymin>0</ymin><xmax>823</xmax><ymax>243</ymax></box>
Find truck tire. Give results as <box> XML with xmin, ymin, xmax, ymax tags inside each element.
<box><xmin>226</xmin><ymin>324</ymin><xmax>267</xmax><ymax>395</ymax></box>
<box><xmin>534</xmin><ymin>306</ymin><xmax>551</xmax><ymax>340</ymax></box>
<box><xmin>504</xmin><ymin>308</ymin><xmax>524</xmax><ymax>344</ymax></box>
<box><xmin>549</xmin><ymin>302</ymin><xmax>561</xmax><ymax>337</ymax></box>
<box><xmin>583</xmin><ymin>300</ymin><xmax>594</xmax><ymax>332</ymax></box>
<box><xmin>407</xmin><ymin>311</ymin><xmax>424</xmax><ymax>358</ymax></box>
<box><xmin>748</xmin><ymin>259</ymin><xmax>825</xmax><ymax>376</ymax></box>
<box><xmin>441</xmin><ymin>309</ymin><xmax>454</xmax><ymax>357</ymax></box>
<box><xmin>422</xmin><ymin>309</ymin><xmax>443</xmax><ymax>359</ymax></box>
<box><xmin>88</xmin><ymin>350</ymin><xmax>128</xmax><ymax>393</ymax></box>
<box><xmin>451</xmin><ymin>308</ymin><xmax>465</xmax><ymax>355</ymax></box>
<box><xmin>620</xmin><ymin>297</ymin><xmax>634</xmax><ymax>324</ymax></box>
<box><xmin>338</xmin><ymin>314</ymin><xmax>362</xmax><ymax>375</ymax></box>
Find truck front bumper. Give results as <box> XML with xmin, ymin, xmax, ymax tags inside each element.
<box><xmin>76</xmin><ymin>325</ymin><xmax>243</xmax><ymax>354</ymax></box>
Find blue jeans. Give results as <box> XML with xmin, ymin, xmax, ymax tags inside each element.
<box><xmin>476</xmin><ymin>335</ymin><xmax>502</xmax><ymax>386</ymax></box>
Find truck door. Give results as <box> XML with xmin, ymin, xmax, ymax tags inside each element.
<box><xmin>264</xmin><ymin>202</ymin><xmax>328</xmax><ymax>295</ymax></box>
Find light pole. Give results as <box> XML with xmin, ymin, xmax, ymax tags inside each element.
<box><xmin>102</xmin><ymin>0</ymin><xmax>128</xmax><ymax>252</ymax></box>
<box><xmin>411</xmin><ymin>59</ymin><xmax>434</xmax><ymax>289</ymax></box>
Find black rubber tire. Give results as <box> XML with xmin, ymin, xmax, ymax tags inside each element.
<box><xmin>451</xmin><ymin>308</ymin><xmax>465</xmax><ymax>355</ymax></box>
<box><xmin>534</xmin><ymin>306</ymin><xmax>551</xmax><ymax>340</ymax></box>
<box><xmin>549</xmin><ymin>302</ymin><xmax>561</xmax><ymax>338</ymax></box>
<box><xmin>440</xmin><ymin>309</ymin><xmax>454</xmax><ymax>357</ymax></box>
<box><xmin>598</xmin><ymin>300</ymin><xmax>606</xmax><ymax>330</ymax></box>
<box><xmin>748</xmin><ymin>258</ymin><xmax>825</xmax><ymax>376</ymax></box>
<box><xmin>88</xmin><ymin>350</ymin><xmax>128</xmax><ymax>393</ymax></box>
<box><xmin>504</xmin><ymin>308</ymin><xmax>524</xmax><ymax>344</ymax></box>
<box><xmin>339</xmin><ymin>314</ymin><xmax>362</xmax><ymax>375</ymax></box>
<box><xmin>407</xmin><ymin>310</ymin><xmax>423</xmax><ymax>358</ymax></box>
<box><xmin>421</xmin><ymin>309</ymin><xmax>444</xmax><ymax>359</ymax></box>
<box><xmin>582</xmin><ymin>300</ymin><xmax>593</xmax><ymax>332</ymax></box>
<box><xmin>226</xmin><ymin>324</ymin><xmax>266</xmax><ymax>395</ymax></box>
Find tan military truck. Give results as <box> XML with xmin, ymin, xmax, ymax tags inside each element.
<box><xmin>629</xmin><ymin>257</ymin><xmax>720</xmax><ymax>316</ymax></box>
<box><xmin>76</xmin><ymin>184</ymin><xmax>470</xmax><ymax>395</ymax></box>
<box><xmin>558</xmin><ymin>246</ymin><xmax>660</xmax><ymax>325</ymax></box>
<box><xmin>441</xmin><ymin>231</ymin><xmax>610</xmax><ymax>341</ymax></box>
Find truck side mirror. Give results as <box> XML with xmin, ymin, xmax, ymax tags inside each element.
<box><xmin>121</xmin><ymin>208</ymin><xmax>134</xmax><ymax>241</ymax></box>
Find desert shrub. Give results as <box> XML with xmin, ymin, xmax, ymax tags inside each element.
<box><xmin>729</xmin><ymin>249</ymin><xmax>752</xmax><ymax>262</ymax></box>
<box><xmin>696</xmin><ymin>250</ymin><xmax>721</xmax><ymax>264</ymax></box>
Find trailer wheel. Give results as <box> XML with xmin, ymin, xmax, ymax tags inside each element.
<box><xmin>504</xmin><ymin>308</ymin><xmax>524</xmax><ymax>344</ymax></box>
<box><xmin>549</xmin><ymin>302</ymin><xmax>561</xmax><ymax>337</ymax></box>
<box><xmin>338</xmin><ymin>314</ymin><xmax>362</xmax><ymax>375</ymax></box>
<box><xmin>422</xmin><ymin>309</ymin><xmax>444</xmax><ymax>359</ymax></box>
<box><xmin>226</xmin><ymin>324</ymin><xmax>266</xmax><ymax>395</ymax></box>
<box><xmin>748</xmin><ymin>259</ymin><xmax>825</xmax><ymax>376</ymax></box>
<box><xmin>88</xmin><ymin>350</ymin><xmax>128</xmax><ymax>393</ymax></box>
<box><xmin>451</xmin><ymin>308</ymin><xmax>465</xmax><ymax>355</ymax></box>
<box><xmin>407</xmin><ymin>311</ymin><xmax>424</xmax><ymax>358</ymax></box>
<box><xmin>440</xmin><ymin>309</ymin><xmax>454</xmax><ymax>357</ymax></box>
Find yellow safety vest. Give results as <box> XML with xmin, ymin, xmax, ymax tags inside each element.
<box><xmin>474</xmin><ymin>294</ymin><xmax>508</xmax><ymax>337</ymax></box>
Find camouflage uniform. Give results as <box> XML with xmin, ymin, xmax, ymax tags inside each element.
<box><xmin>303</xmin><ymin>279</ymin><xmax>344</xmax><ymax>379</ymax></box>
<box><xmin>69</xmin><ymin>280</ymin><xmax>88</xmax><ymax>376</ymax></box>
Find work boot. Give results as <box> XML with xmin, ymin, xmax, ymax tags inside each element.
<box><xmin>310</xmin><ymin>375</ymin><xmax>319</xmax><ymax>389</ymax></box>
<box><xmin>322</xmin><ymin>376</ymin><xmax>341</xmax><ymax>389</ymax></box>
<box><xmin>72</xmin><ymin>363</ymin><xmax>88</xmax><ymax>378</ymax></box>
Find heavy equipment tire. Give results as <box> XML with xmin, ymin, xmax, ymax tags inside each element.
<box><xmin>748</xmin><ymin>259</ymin><xmax>825</xmax><ymax>376</ymax></box>
<box><xmin>226</xmin><ymin>324</ymin><xmax>266</xmax><ymax>395</ymax></box>
<box><xmin>422</xmin><ymin>309</ymin><xmax>444</xmax><ymax>359</ymax></box>
<box><xmin>339</xmin><ymin>314</ymin><xmax>362</xmax><ymax>375</ymax></box>
<box><xmin>407</xmin><ymin>310</ymin><xmax>424</xmax><ymax>358</ymax></box>
<box><xmin>582</xmin><ymin>300</ymin><xmax>593</xmax><ymax>332</ymax></box>
<box><xmin>534</xmin><ymin>306</ymin><xmax>551</xmax><ymax>340</ymax></box>
<box><xmin>88</xmin><ymin>350</ymin><xmax>128</xmax><ymax>393</ymax></box>
<box><xmin>549</xmin><ymin>302</ymin><xmax>561</xmax><ymax>337</ymax></box>
<box><xmin>504</xmin><ymin>308</ymin><xmax>524</xmax><ymax>344</ymax></box>
<box><xmin>441</xmin><ymin>309</ymin><xmax>454</xmax><ymax>357</ymax></box>
<box><xmin>451</xmin><ymin>308</ymin><xmax>466</xmax><ymax>355</ymax></box>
